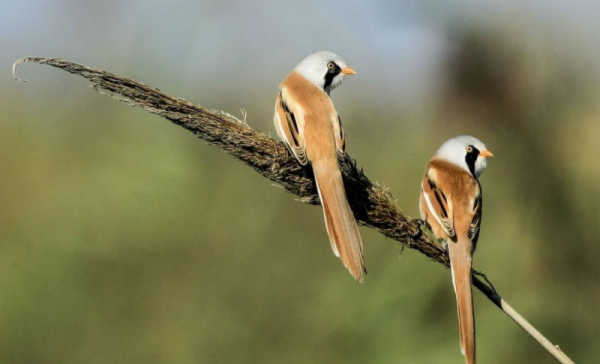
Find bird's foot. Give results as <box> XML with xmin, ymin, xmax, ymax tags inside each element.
<box><xmin>411</xmin><ymin>219</ymin><xmax>427</xmax><ymax>238</ymax></box>
<box><xmin>405</xmin><ymin>219</ymin><xmax>426</xmax><ymax>252</ymax></box>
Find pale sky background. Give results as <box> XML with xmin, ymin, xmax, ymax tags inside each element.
<box><xmin>3</xmin><ymin>0</ymin><xmax>600</xmax><ymax>129</ymax></box>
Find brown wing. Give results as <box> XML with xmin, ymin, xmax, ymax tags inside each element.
<box><xmin>421</xmin><ymin>169</ymin><xmax>455</xmax><ymax>238</ymax></box>
<box><xmin>274</xmin><ymin>92</ymin><xmax>307</xmax><ymax>165</ymax></box>
<box><xmin>467</xmin><ymin>183</ymin><xmax>483</xmax><ymax>247</ymax></box>
<box><xmin>333</xmin><ymin>115</ymin><xmax>346</xmax><ymax>164</ymax></box>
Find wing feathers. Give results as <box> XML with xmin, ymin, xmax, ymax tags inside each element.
<box><xmin>468</xmin><ymin>194</ymin><xmax>482</xmax><ymax>242</ymax></box>
<box><xmin>334</xmin><ymin>116</ymin><xmax>346</xmax><ymax>164</ymax></box>
<box><xmin>274</xmin><ymin>92</ymin><xmax>307</xmax><ymax>165</ymax></box>
<box><xmin>421</xmin><ymin>172</ymin><xmax>455</xmax><ymax>238</ymax></box>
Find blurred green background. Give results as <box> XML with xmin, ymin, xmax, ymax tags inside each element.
<box><xmin>2</xmin><ymin>1</ymin><xmax>599</xmax><ymax>363</ymax></box>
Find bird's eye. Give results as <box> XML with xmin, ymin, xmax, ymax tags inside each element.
<box><xmin>466</xmin><ymin>146</ymin><xmax>473</xmax><ymax>153</ymax></box>
<box><xmin>327</xmin><ymin>62</ymin><xmax>336</xmax><ymax>70</ymax></box>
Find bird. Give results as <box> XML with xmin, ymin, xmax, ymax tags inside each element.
<box><xmin>419</xmin><ymin>136</ymin><xmax>493</xmax><ymax>364</ymax></box>
<box><xmin>273</xmin><ymin>51</ymin><xmax>366</xmax><ymax>282</ymax></box>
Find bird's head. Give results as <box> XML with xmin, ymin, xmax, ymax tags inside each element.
<box><xmin>435</xmin><ymin>135</ymin><xmax>493</xmax><ymax>178</ymax></box>
<box><xmin>294</xmin><ymin>51</ymin><xmax>356</xmax><ymax>94</ymax></box>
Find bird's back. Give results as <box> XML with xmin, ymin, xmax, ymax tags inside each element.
<box><xmin>280</xmin><ymin>71</ymin><xmax>338</xmax><ymax>162</ymax></box>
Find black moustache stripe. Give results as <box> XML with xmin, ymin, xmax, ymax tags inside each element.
<box><xmin>465</xmin><ymin>146</ymin><xmax>480</xmax><ymax>177</ymax></box>
<box><xmin>323</xmin><ymin>63</ymin><xmax>341</xmax><ymax>92</ymax></box>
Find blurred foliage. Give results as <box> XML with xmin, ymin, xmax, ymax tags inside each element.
<box><xmin>1</xmin><ymin>1</ymin><xmax>599</xmax><ymax>363</ymax></box>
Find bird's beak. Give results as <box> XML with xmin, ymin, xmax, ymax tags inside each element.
<box><xmin>480</xmin><ymin>150</ymin><xmax>494</xmax><ymax>158</ymax></box>
<box><xmin>341</xmin><ymin>66</ymin><xmax>356</xmax><ymax>75</ymax></box>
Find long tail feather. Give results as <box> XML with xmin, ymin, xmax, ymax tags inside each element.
<box><xmin>312</xmin><ymin>159</ymin><xmax>365</xmax><ymax>282</ymax></box>
<box><xmin>449</xmin><ymin>241</ymin><xmax>476</xmax><ymax>364</ymax></box>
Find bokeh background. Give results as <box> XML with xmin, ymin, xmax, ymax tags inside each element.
<box><xmin>1</xmin><ymin>1</ymin><xmax>599</xmax><ymax>363</ymax></box>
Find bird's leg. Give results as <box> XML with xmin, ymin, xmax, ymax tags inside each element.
<box><xmin>410</xmin><ymin>218</ymin><xmax>434</xmax><ymax>242</ymax></box>
<box><xmin>406</xmin><ymin>219</ymin><xmax>427</xmax><ymax>251</ymax></box>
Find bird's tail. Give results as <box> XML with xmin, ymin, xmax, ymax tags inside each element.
<box><xmin>312</xmin><ymin>158</ymin><xmax>365</xmax><ymax>282</ymax></box>
<box><xmin>449</xmin><ymin>240</ymin><xmax>476</xmax><ymax>364</ymax></box>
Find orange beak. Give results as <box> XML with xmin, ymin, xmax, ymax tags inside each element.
<box><xmin>341</xmin><ymin>66</ymin><xmax>356</xmax><ymax>75</ymax></box>
<box><xmin>480</xmin><ymin>150</ymin><xmax>494</xmax><ymax>158</ymax></box>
